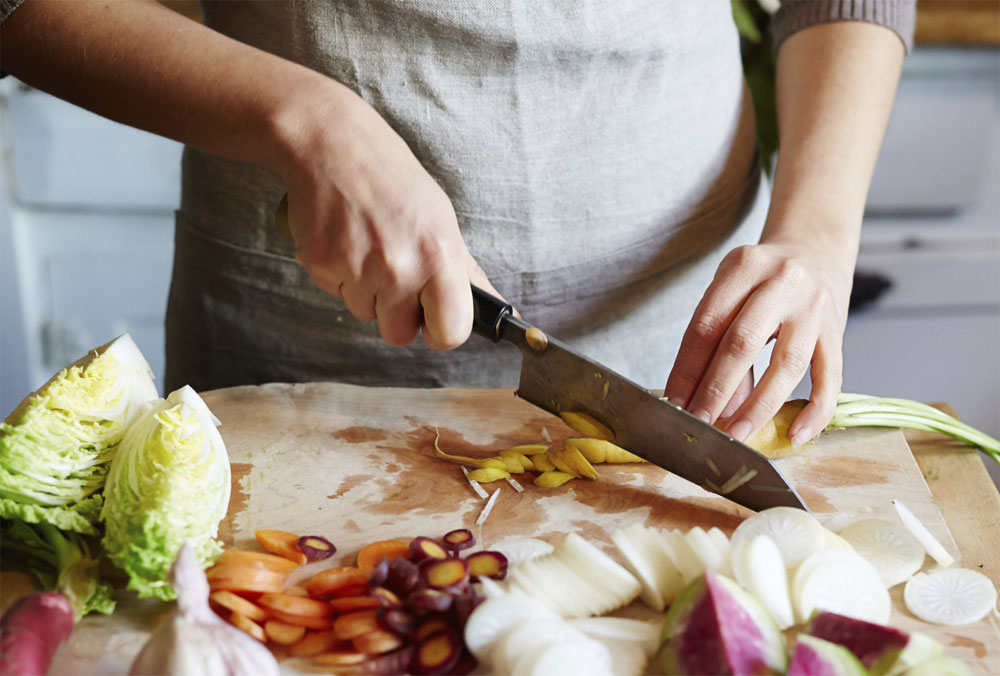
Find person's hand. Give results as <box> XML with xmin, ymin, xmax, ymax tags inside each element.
<box><xmin>663</xmin><ymin>240</ymin><xmax>853</xmax><ymax>448</ymax></box>
<box><xmin>276</xmin><ymin>84</ymin><xmax>501</xmax><ymax>350</ymax></box>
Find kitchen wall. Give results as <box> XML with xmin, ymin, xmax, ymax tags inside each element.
<box><xmin>1</xmin><ymin>37</ymin><xmax>997</xmax><ymax>484</ymax></box>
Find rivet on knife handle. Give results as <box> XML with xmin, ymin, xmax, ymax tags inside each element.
<box><xmin>471</xmin><ymin>286</ymin><xmax>512</xmax><ymax>342</ymax></box>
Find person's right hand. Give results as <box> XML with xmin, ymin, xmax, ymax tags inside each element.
<box><xmin>275</xmin><ymin>83</ymin><xmax>501</xmax><ymax>350</ymax></box>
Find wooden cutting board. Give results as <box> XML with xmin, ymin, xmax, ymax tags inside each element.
<box><xmin>40</xmin><ymin>383</ymin><xmax>1000</xmax><ymax>674</ymax></box>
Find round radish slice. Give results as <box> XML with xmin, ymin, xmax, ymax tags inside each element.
<box><xmin>490</xmin><ymin>537</ymin><xmax>554</xmax><ymax>566</ymax></box>
<box><xmin>892</xmin><ymin>500</ymin><xmax>955</xmax><ymax>568</ymax></box>
<box><xmin>555</xmin><ymin>534</ymin><xmax>641</xmax><ymax>614</ymax></box>
<box><xmin>739</xmin><ymin>535</ymin><xmax>795</xmax><ymax>629</ymax></box>
<box><xmin>903</xmin><ymin>568</ymin><xmax>997</xmax><ymax>626</ymax></box>
<box><xmin>567</xmin><ymin>617</ymin><xmax>660</xmax><ymax>657</ymax></box>
<box><xmin>463</xmin><ymin>594</ymin><xmax>560</xmax><ymax>660</ymax></box>
<box><xmin>706</xmin><ymin>527</ymin><xmax>733</xmax><ymax>575</ymax></box>
<box><xmin>634</xmin><ymin>527</ymin><xmax>685</xmax><ymax>606</ymax></box>
<box><xmin>612</xmin><ymin>526</ymin><xmax>665</xmax><ymax>611</ymax></box>
<box><xmin>732</xmin><ymin>506</ymin><xmax>826</xmax><ymax>568</ymax></box>
<box><xmin>510</xmin><ymin>636</ymin><xmax>613</xmax><ymax>676</ymax></box>
<box><xmin>821</xmin><ymin>527</ymin><xmax>855</xmax><ymax>552</ymax></box>
<box><xmin>587</xmin><ymin>636</ymin><xmax>647</xmax><ymax>676</ymax></box>
<box><xmin>793</xmin><ymin>549</ymin><xmax>891</xmax><ymax>625</ymax></box>
<box><xmin>658</xmin><ymin>530</ymin><xmax>703</xmax><ymax>584</ymax></box>
<box><xmin>839</xmin><ymin>518</ymin><xmax>925</xmax><ymax>588</ymax></box>
<box><xmin>685</xmin><ymin>526</ymin><xmax>726</xmax><ymax>573</ymax></box>
<box><xmin>476</xmin><ymin>576</ymin><xmax>507</xmax><ymax>599</ymax></box>
<box><xmin>491</xmin><ymin>617</ymin><xmax>587</xmax><ymax>675</ymax></box>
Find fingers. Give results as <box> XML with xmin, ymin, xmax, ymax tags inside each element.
<box><xmin>720</xmin><ymin>369</ymin><xmax>754</xmax><ymax>421</ymax></box>
<box><xmin>663</xmin><ymin>249</ymin><xmax>756</xmax><ymax>411</ymax></box>
<box><xmin>419</xmin><ymin>262</ymin><xmax>473</xmax><ymax>351</ymax></box>
<box><xmin>680</xmin><ymin>271</ymin><xmax>796</xmax><ymax>424</ymax></box>
<box><xmin>787</xmin><ymin>331</ymin><xmax>842</xmax><ymax>447</ymax></box>
<box><xmin>721</xmin><ymin>313</ymin><xmax>819</xmax><ymax>441</ymax></box>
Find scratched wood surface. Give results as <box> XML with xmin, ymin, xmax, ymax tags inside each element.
<box><xmin>33</xmin><ymin>383</ymin><xmax>1000</xmax><ymax>674</ymax></box>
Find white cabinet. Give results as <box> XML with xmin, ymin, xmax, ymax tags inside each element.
<box><xmin>0</xmin><ymin>80</ymin><xmax>181</xmax><ymax>414</ymax></box>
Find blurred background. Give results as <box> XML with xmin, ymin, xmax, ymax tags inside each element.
<box><xmin>1</xmin><ymin>1</ymin><xmax>997</xmax><ymax>483</ymax></box>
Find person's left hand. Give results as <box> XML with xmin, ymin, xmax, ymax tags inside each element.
<box><xmin>663</xmin><ymin>240</ymin><xmax>853</xmax><ymax>449</ymax></box>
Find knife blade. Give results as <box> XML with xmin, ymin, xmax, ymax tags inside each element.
<box><xmin>471</xmin><ymin>286</ymin><xmax>808</xmax><ymax>512</ymax></box>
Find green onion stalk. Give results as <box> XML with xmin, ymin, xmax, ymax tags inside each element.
<box><xmin>830</xmin><ymin>394</ymin><xmax>999</xmax><ymax>465</ymax></box>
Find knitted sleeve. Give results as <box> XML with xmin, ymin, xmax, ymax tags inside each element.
<box><xmin>770</xmin><ymin>0</ymin><xmax>917</xmax><ymax>53</ymax></box>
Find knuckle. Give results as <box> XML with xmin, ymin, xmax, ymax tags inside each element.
<box><xmin>689</xmin><ymin>312</ymin><xmax>728</xmax><ymax>346</ymax></box>
<box><xmin>775</xmin><ymin>257</ymin><xmax>807</xmax><ymax>285</ymax></box>
<box><xmin>725</xmin><ymin>324</ymin><xmax>763</xmax><ymax>359</ymax></box>
<box><xmin>725</xmin><ymin>245</ymin><xmax>758</xmax><ymax>269</ymax></box>
<box><xmin>774</xmin><ymin>345</ymin><xmax>812</xmax><ymax>374</ymax></box>
<box><xmin>701</xmin><ymin>380</ymin><xmax>730</xmax><ymax>404</ymax></box>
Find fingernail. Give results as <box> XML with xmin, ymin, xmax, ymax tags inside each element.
<box><xmin>727</xmin><ymin>419</ymin><xmax>753</xmax><ymax>442</ymax></box>
<box><xmin>790</xmin><ymin>428</ymin><xmax>813</xmax><ymax>450</ymax></box>
<box><xmin>666</xmin><ymin>396</ymin><xmax>686</xmax><ymax>408</ymax></box>
<box><xmin>691</xmin><ymin>409</ymin><xmax>711</xmax><ymax>424</ymax></box>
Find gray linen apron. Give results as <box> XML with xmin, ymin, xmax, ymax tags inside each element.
<box><xmin>165</xmin><ymin>0</ymin><xmax>766</xmax><ymax>393</ymax></box>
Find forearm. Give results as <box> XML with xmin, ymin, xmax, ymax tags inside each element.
<box><xmin>0</xmin><ymin>0</ymin><xmax>348</xmax><ymax>175</ymax></box>
<box><xmin>763</xmin><ymin>21</ymin><xmax>905</xmax><ymax>270</ymax></box>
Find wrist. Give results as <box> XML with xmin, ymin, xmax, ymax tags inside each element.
<box><xmin>264</xmin><ymin>74</ymin><xmax>360</xmax><ymax>180</ymax></box>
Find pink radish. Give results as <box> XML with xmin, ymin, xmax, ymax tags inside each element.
<box><xmin>0</xmin><ymin>592</ymin><xmax>74</xmax><ymax>676</ymax></box>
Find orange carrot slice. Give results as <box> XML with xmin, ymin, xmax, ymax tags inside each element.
<box><xmin>266</xmin><ymin>608</ymin><xmax>335</xmax><ymax>630</ymax></box>
<box><xmin>209</xmin><ymin>590</ymin><xmax>269</xmax><ymax>622</ymax></box>
<box><xmin>305</xmin><ymin>567</ymin><xmax>369</xmax><ymax>598</ymax></box>
<box><xmin>288</xmin><ymin>630</ymin><xmax>345</xmax><ymax>658</ymax></box>
<box><xmin>352</xmin><ymin>628</ymin><xmax>404</xmax><ymax>655</ymax></box>
<box><xmin>255</xmin><ymin>529</ymin><xmax>308</xmax><ymax>565</ymax></box>
<box><xmin>356</xmin><ymin>540</ymin><xmax>412</xmax><ymax>574</ymax></box>
<box><xmin>216</xmin><ymin>548</ymin><xmax>300</xmax><ymax>574</ymax></box>
<box><xmin>264</xmin><ymin>620</ymin><xmax>307</xmax><ymax>645</ymax></box>
<box><xmin>230</xmin><ymin>611</ymin><xmax>266</xmax><ymax>642</ymax></box>
<box><xmin>258</xmin><ymin>594</ymin><xmax>333</xmax><ymax>619</ymax></box>
<box><xmin>313</xmin><ymin>650</ymin><xmax>367</xmax><ymax>667</ymax></box>
<box><xmin>329</xmin><ymin>595</ymin><xmax>381</xmax><ymax>613</ymax></box>
<box><xmin>206</xmin><ymin>565</ymin><xmax>286</xmax><ymax>594</ymax></box>
<box><xmin>333</xmin><ymin>609</ymin><xmax>379</xmax><ymax>640</ymax></box>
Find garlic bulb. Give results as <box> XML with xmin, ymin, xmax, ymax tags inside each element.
<box><xmin>130</xmin><ymin>543</ymin><xmax>279</xmax><ymax>676</ymax></box>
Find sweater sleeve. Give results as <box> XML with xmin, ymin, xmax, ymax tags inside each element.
<box><xmin>770</xmin><ymin>0</ymin><xmax>917</xmax><ymax>54</ymax></box>
<box><xmin>1</xmin><ymin>0</ymin><xmax>26</xmax><ymax>24</ymax></box>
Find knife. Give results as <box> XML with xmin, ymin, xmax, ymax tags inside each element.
<box><xmin>273</xmin><ymin>196</ymin><xmax>805</xmax><ymax>511</ymax></box>
<box><xmin>471</xmin><ymin>285</ymin><xmax>808</xmax><ymax>512</ymax></box>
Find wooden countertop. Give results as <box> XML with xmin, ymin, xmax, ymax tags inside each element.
<box><xmin>904</xmin><ymin>404</ymin><xmax>1000</xmax><ymax>586</ymax></box>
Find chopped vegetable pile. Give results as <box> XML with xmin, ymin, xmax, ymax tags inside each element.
<box><xmin>208</xmin><ymin>527</ymin><xmax>511</xmax><ymax>674</ymax></box>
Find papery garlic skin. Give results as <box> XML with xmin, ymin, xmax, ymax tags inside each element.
<box><xmin>129</xmin><ymin>543</ymin><xmax>279</xmax><ymax>676</ymax></box>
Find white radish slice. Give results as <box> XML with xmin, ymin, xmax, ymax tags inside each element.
<box><xmin>508</xmin><ymin>560</ymin><xmax>562</xmax><ymax>615</ymax></box>
<box><xmin>491</xmin><ymin>536</ymin><xmax>555</xmax><ymax>566</ymax></box>
<box><xmin>612</xmin><ymin>526</ymin><xmax>665</xmax><ymax>611</ymax></box>
<box><xmin>731</xmin><ymin>506</ymin><xmax>827</xmax><ymax>568</ymax></box>
<box><xmin>585</xmin><ymin>636</ymin><xmax>647</xmax><ymax>676</ymax></box>
<box><xmin>903</xmin><ymin>568</ymin><xmax>997</xmax><ymax>626</ymax></box>
<box><xmin>635</xmin><ymin>527</ymin><xmax>685</xmax><ymax>605</ymax></box>
<box><xmin>730</xmin><ymin>540</ymin><xmax>751</xmax><ymax>589</ymax></box>
<box><xmin>557</xmin><ymin>533</ymin><xmax>641</xmax><ymax>613</ymax></box>
<box><xmin>659</xmin><ymin>530</ymin><xmax>703</xmax><ymax>583</ymax></box>
<box><xmin>567</xmin><ymin>617</ymin><xmax>660</xmax><ymax>657</ymax></box>
<box><xmin>707</xmin><ymin>527</ymin><xmax>734</xmax><ymax>575</ymax></box>
<box><xmin>537</xmin><ymin>554</ymin><xmax>595</xmax><ymax>618</ymax></box>
<box><xmin>838</xmin><ymin>518</ymin><xmax>925</xmax><ymax>588</ymax></box>
<box><xmin>739</xmin><ymin>534</ymin><xmax>795</xmax><ymax>629</ymax></box>
<box><xmin>892</xmin><ymin>499</ymin><xmax>955</xmax><ymax>568</ymax></box>
<box><xmin>476</xmin><ymin>575</ymin><xmax>507</xmax><ymax>598</ymax></box>
<box><xmin>685</xmin><ymin>526</ymin><xmax>726</xmax><ymax>573</ymax></box>
<box><xmin>822</xmin><ymin>527</ymin><xmax>855</xmax><ymax>552</ymax></box>
<box><xmin>525</xmin><ymin>556</ymin><xmax>577</xmax><ymax>617</ymax></box>
<box><xmin>513</xmin><ymin>637</ymin><xmax>613</xmax><ymax>676</ymax></box>
<box><xmin>491</xmin><ymin>617</ymin><xmax>587</xmax><ymax>675</ymax></box>
<box><xmin>463</xmin><ymin>593</ymin><xmax>560</xmax><ymax>660</ymax></box>
<box><xmin>793</xmin><ymin>549</ymin><xmax>891</xmax><ymax>624</ymax></box>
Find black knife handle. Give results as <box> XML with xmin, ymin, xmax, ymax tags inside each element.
<box><xmin>471</xmin><ymin>285</ymin><xmax>512</xmax><ymax>342</ymax></box>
